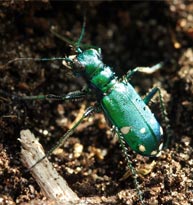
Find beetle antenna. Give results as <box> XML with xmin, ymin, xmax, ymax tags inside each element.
<box><xmin>1</xmin><ymin>57</ymin><xmax>70</xmax><ymax>69</ymax></box>
<box><xmin>50</xmin><ymin>15</ymin><xmax>98</xmax><ymax>51</ymax></box>
<box><xmin>76</xmin><ymin>15</ymin><xmax>86</xmax><ymax>52</ymax></box>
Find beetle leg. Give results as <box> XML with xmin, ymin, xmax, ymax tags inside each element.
<box><xmin>126</xmin><ymin>62</ymin><xmax>164</xmax><ymax>80</ymax></box>
<box><xmin>143</xmin><ymin>87</ymin><xmax>159</xmax><ymax>104</ymax></box>
<box><xmin>144</xmin><ymin>87</ymin><xmax>171</xmax><ymax>148</ymax></box>
<box><xmin>12</xmin><ymin>90</ymin><xmax>90</xmax><ymax>102</ymax></box>
<box><xmin>28</xmin><ymin>105</ymin><xmax>97</xmax><ymax>171</ymax></box>
<box><xmin>116</xmin><ymin>129</ymin><xmax>144</xmax><ymax>205</ymax></box>
<box><xmin>120</xmin><ymin>160</ymin><xmax>157</xmax><ymax>181</ymax></box>
<box><xmin>156</xmin><ymin>88</ymin><xmax>171</xmax><ymax>148</ymax></box>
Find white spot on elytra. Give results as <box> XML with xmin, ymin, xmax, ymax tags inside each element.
<box><xmin>150</xmin><ymin>150</ymin><xmax>157</xmax><ymax>155</ymax></box>
<box><xmin>150</xmin><ymin>118</ymin><xmax>155</xmax><ymax>124</ymax></box>
<box><xmin>120</xmin><ymin>126</ymin><xmax>131</xmax><ymax>134</ymax></box>
<box><xmin>139</xmin><ymin>145</ymin><xmax>146</xmax><ymax>152</ymax></box>
<box><xmin>140</xmin><ymin>127</ymin><xmax>146</xmax><ymax>134</ymax></box>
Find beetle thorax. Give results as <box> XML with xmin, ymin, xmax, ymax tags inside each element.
<box><xmin>76</xmin><ymin>49</ymin><xmax>116</xmax><ymax>93</ymax></box>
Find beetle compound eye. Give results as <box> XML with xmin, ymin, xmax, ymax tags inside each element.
<box><xmin>72</xmin><ymin>58</ymin><xmax>85</xmax><ymax>72</ymax></box>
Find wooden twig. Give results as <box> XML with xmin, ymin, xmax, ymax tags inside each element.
<box><xmin>19</xmin><ymin>129</ymin><xmax>80</xmax><ymax>205</ymax></box>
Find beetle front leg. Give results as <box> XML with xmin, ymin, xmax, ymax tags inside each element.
<box><xmin>13</xmin><ymin>90</ymin><xmax>90</xmax><ymax>102</ymax></box>
<box><xmin>126</xmin><ymin>62</ymin><xmax>164</xmax><ymax>80</ymax></box>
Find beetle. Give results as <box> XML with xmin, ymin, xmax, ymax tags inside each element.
<box><xmin>70</xmin><ymin>48</ymin><xmax>164</xmax><ymax>156</ymax></box>
<box><xmin>21</xmin><ymin>47</ymin><xmax>164</xmax><ymax>162</ymax></box>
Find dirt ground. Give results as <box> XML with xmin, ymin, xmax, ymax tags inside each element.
<box><xmin>0</xmin><ymin>1</ymin><xmax>192</xmax><ymax>205</ymax></box>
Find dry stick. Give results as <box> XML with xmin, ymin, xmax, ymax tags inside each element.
<box><xmin>19</xmin><ymin>129</ymin><xmax>79</xmax><ymax>205</ymax></box>
<box><xmin>19</xmin><ymin>130</ymin><xmax>119</xmax><ymax>205</ymax></box>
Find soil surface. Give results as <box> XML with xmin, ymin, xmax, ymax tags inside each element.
<box><xmin>0</xmin><ymin>1</ymin><xmax>192</xmax><ymax>205</ymax></box>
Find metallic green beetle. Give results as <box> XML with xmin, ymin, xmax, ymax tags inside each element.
<box><xmin>20</xmin><ymin>47</ymin><xmax>164</xmax><ymax>166</ymax></box>
<box><xmin>66</xmin><ymin>48</ymin><xmax>164</xmax><ymax>156</ymax></box>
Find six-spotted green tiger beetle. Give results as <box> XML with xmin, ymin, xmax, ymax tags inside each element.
<box><xmin>3</xmin><ymin>21</ymin><xmax>170</xmax><ymax>205</ymax></box>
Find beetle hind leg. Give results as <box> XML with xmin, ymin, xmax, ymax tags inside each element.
<box><xmin>143</xmin><ymin>87</ymin><xmax>159</xmax><ymax>105</ymax></box>
<box><xmin>116</xmin><ymin>129</ymin><xmax>145</xmax><ymax>205</ymax></box>
<box><xmin>144</xmin><ymin>87</ymin><xmax>171</xmax><ymax>149</ymax></box>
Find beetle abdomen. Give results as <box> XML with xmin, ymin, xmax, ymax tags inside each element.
<box><xmin>101</xmin><ymin>82</ymin><xmax>163</xmax><ymax>156</ymax></box>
